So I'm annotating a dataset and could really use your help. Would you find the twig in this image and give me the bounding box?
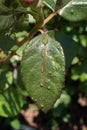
[18,23,41,46]
[42,9,59,27]
[0,51,17,66]
[42,0,72,27]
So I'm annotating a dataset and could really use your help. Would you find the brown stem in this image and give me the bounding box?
[0,51,17,66]
[41,46,46,87]
[42,9,59,27]
[17,24,41,46]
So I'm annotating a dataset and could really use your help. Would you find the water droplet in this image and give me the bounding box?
[45,79,50,85]
[42,38,48,45]
[35,99,37,102]
[40,83,44,87]
[55,64,60,70]
[47,86,51,90]
[40,79,44,87]
[71,9,74,14]
[32,97,34,100]
[41,50,45,57]
[41,104,44,108]
[48,71,52,75]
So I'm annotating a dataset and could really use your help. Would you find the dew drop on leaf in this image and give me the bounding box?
[41,104,44,108]
[47,86,51,90]
[71,9,74,14]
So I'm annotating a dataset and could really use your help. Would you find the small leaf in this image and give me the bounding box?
[21,33,65,113]
[59,0,87,21]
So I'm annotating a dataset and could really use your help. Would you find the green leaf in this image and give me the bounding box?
[0,70,13,92]
[80,73,87,82]
[17,67,28,96]
[71,60,87,81]
[0,63,12,92]
[10,119,21,130]
[21,33,65,113]
[59,0,87,21]
[54,91,71,108]
[42,0,57,11]
[42,0,70,11]
[0,87,24,117]
[0,4,14,33]
[53,91,71,117]
[0,0,5,4]
[0,15,13,33]
[0,36,18,52]
[56,0,71,9]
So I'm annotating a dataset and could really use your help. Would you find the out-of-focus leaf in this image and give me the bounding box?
[79,35,87,47]
[72,57,79,65]
[0,70,13,92]
[0,4,14,33]
[0,36,18,52]
[54,91,71,108]
[0,87,24,117]
[21,33,65,113]
[0,5,27,34]
[0,0,5,4]
[71,60,87,81]
[63,114,71,122]
[10,119,21,130]
[80,73,87,82]
[53,91,71,116]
